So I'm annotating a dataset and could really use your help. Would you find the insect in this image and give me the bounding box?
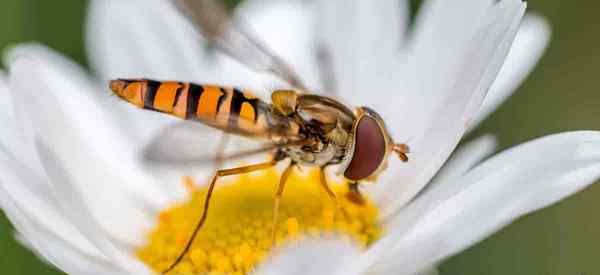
[109,0,410,273]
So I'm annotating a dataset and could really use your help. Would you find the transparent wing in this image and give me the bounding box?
[142,122,278,168]
[173,0,307,90]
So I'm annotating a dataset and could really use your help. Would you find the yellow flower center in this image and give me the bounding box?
[137,167,382,274]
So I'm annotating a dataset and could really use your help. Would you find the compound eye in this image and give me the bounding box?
[344,116,386,181]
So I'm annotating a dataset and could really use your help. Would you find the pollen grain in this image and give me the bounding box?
[136,168,382,274]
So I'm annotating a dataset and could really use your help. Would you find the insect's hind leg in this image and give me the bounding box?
[162,159,279,274]
[271,162,295,246]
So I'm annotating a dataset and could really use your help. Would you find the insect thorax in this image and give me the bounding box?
[282,94,356,167]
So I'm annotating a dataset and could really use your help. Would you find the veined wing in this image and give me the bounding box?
[173,0,307,90]
[141,122,301,168]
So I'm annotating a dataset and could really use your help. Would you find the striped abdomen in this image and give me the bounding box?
[109,79,288,138]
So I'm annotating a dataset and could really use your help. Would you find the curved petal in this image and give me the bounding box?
[0,189,121,275]
[315,0,409,98]
[0,151,105,259]
[5,44,136,147]
[373,135,497,203]
[8,56,166,257]
[369,131,600,275]
[86,0,318,148]
[471,14,551,129]
[429,135,497,186]
[235,0,320,90]
[0,72,39,171]
[7,44,170,205]
[379,0,526,217]
[8,42,181,145]
[0,72,14,121]
[16,234,125,275]
[0,72,16,142]
[34,141,151,274]
[413,267,439,275]
[86,0,215,82]
[87,0,316,91]
[0,152,116,274]
[256,238,362,275]
[4,44,187,205]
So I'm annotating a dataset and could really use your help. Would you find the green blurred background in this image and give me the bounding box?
[1,0,599,274]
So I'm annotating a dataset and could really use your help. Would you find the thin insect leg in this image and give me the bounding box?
[318,167,350,221]
[346,181,366,206]
[271,162,295,246]
[162,159,278,274]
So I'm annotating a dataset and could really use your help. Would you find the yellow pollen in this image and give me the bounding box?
[136,168,382,274]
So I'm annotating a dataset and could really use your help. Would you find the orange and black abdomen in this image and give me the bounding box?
[109,79,272,136]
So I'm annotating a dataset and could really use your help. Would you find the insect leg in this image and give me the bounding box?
[318,167,350,221]
[346,181,366,205]
[163,159,279,274]
[271,162,295,246]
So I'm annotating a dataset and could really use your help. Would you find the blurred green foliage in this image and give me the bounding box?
[0,0,600,274]
[0,0,87,68]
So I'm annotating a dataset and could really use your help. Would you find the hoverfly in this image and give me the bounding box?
[109,0,410,273]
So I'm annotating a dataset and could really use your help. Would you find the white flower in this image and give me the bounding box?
[1,0,596,275]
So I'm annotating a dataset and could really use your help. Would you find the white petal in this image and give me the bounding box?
[0,72,14,121]
[1,49,56,188]
[86,0,212,82]
[373,135,497,203]
[34,140,151,274]
[0,71,14,130]
[10,42,179,145]
[8,56,162,258]
[17,234,125,275]
[0,191,121,275]
[235,0,320,90]
[0,158,117,273]
[5,46,162,213]
[429,135,497,186]
[369,131,600,275]
[391,0,497,126]
[0,151,106,259]
[379,0,526,217]
[315,0,408,98]
[87,0,315,92]
[5,44,137,146]
[471,14,551,128]
[416,267,439,275]
[8,45,171,207]
[0,72,37,169]
[86,0,317,143]
[256,238,362,275]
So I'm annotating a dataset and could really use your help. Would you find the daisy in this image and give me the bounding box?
[1,0,597,275]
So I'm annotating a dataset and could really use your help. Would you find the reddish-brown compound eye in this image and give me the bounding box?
[344,116,387,181]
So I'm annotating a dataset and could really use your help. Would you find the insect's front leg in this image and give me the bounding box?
[318,166,350,221]
[346,181,366,205]
[272,161,295,246]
